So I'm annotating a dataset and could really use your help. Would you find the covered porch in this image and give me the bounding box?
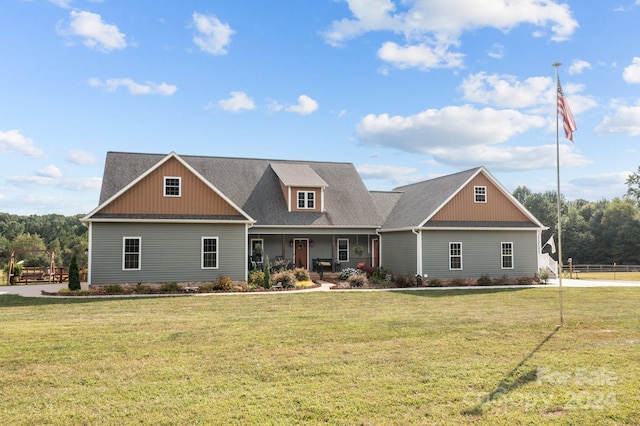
[248,228,380,273]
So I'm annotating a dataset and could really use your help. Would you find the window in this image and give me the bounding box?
[297,191,315,209]
[123,237,141,270]
[202,237,218,269]
[164,177,181,197]
[501,242,514,269]
[449,242,462,270]
[337,238,349,262]
[474,186,487,203]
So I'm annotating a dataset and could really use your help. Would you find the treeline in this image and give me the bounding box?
[514,186,640,265]
[0,213,88,269]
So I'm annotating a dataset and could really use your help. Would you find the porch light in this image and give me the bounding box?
[289,240,293,247]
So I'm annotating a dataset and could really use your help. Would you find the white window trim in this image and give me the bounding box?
[449,242,463,270]
[122,236,141,271]
[297,190,315,209]
[474,185,487,203]
[501,242,514,269]
[202,237,219,270]
[337,238,349,262]
[164,176,182,197]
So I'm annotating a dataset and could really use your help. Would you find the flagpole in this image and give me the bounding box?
[552,61,564,327]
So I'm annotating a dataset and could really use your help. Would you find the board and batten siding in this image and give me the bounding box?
[380,231,417,276]
[421,229,539,279]
[90,222,246,284]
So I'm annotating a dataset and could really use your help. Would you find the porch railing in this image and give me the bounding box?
[538,253,558,278]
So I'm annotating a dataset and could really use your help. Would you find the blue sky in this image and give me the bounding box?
[1,0,640,215]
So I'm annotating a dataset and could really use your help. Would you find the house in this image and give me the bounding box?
[82,151,549,285]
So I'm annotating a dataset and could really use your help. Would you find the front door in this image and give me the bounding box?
[294,239,308,269]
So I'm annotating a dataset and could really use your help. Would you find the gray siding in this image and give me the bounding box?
[380,231,418,276]
[421,229,539,279]
[90,222,246,284]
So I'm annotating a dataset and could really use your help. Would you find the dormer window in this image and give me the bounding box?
[164,177,181,197]
[474,186,487,203]
[298,191,315,209]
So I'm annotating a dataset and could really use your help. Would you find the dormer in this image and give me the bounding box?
[270,163,328,213]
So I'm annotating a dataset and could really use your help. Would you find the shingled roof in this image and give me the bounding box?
[379,168,480,230]
[96,152,383,227]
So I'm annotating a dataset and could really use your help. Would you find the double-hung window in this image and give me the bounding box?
[337,238,349,262]
[164,177,181,197]
[501,242,514,269]
[474,186,487,203]
[297,191,315,209]
[449,242,462,270]
[202,237,218,269]
[123,237,141,270]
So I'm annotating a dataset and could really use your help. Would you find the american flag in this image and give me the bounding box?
[557,79,577,142]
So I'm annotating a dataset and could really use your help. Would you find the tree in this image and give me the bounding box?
[625,166,640,205]
[68,254,81,291]
[263,256,271,289]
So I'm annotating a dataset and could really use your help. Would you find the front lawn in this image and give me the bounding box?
[0,288,638,425]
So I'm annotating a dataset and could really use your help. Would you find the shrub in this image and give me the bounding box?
[357,262,374,277]
[392,274,415,288]
[198,284,215,293]
[248,269,265,289]
[449,278,466,287]
[492,275,509,285]
[272,270,296,289]
[213,276,233,291]
[347,273,367,287]
[68,254,81,291]
[427,278,443,287]
[477,274,493,286]
[516,276,535,285]
[133,283,150,294]
[104,284,125,294]
[339,268,359,280]
[293,268,310,282]
[270,258,289,273]
[159,282,182,293]
[263,256,271,289]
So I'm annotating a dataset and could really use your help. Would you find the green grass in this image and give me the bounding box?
[571,271,640,281]
[1,288,638,425]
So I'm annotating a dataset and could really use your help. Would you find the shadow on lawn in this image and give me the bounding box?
[0,293,165,307]
[462,325,562,416]
[393,286,532,298]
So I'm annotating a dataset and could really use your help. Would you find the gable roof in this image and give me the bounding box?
[380,167,545,230]
[90,151,382,227]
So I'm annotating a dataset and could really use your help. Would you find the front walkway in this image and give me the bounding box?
[2,278,640,298]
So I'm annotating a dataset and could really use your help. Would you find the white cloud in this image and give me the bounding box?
[377,41,464,70]
[38,165,62,179]
[595,101,640,136]
[217,91,256,112]
[487,44,504,59]
[66,150,98,165]
[8,174,102,191]
[570,171,630,188]
[285,95,319,115]
[0,129,44,158]
[88,78,177,95]
[61,11,127,52]
[357,164,425,186]
[49,0,73,8]
[324,0,578,69]
[431,144,590,171]
[460,72,552,109]
[622,57,640,84]
[192,12,234,55]
[568,59,591,75]
[356,105,546,153]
